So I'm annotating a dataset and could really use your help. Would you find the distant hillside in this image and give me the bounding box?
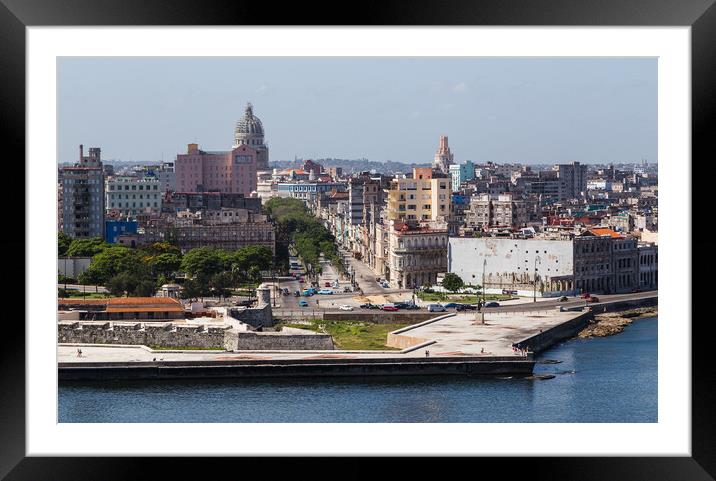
[270,158,431,175]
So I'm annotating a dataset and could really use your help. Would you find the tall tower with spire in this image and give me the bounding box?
[433,135,453,174]
[234,102,270,171]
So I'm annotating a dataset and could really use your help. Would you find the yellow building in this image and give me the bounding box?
[386,168,450,221]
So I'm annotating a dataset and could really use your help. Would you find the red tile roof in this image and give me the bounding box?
[58,297,184,312]
[589,228,624,238]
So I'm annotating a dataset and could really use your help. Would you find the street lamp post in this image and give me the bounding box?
[482,259,487,306]
[533,255,541,303]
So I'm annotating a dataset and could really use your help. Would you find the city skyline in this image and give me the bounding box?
[58,57,657,165]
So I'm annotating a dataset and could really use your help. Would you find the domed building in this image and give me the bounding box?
[233,102,270,171]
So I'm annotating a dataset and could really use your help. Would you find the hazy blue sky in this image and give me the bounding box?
[58,57,657,164]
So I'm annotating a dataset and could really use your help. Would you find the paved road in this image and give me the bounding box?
[490,290,657,313]
[272,289,657,319]
[59,283,108,293]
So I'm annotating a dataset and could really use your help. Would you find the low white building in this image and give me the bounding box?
[447,229,645,296]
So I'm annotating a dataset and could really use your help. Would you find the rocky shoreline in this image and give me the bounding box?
[578,307,658,338]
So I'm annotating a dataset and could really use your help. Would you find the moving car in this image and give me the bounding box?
[459,303,476,310]
[443,303,460,309]
[325,282,332,287]
[302,289,315,296]
[580,292,591,299]
[293,290,301,297]
[428,304,446,312]
[338,304,353,311]
[343,286,352,293]
[484,301,500,308]
[381,282,390,288]
[360,303,379,309]
[298,300,309,307]
[587,296,600,303]
[381,304,399,311]
[559,296,569,302]
[317,288,334,295]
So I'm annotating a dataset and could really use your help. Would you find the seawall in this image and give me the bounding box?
[516,294,657,354]
[516,311,594,354]
[58,356,535,381]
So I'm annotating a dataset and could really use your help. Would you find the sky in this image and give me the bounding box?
[57,57,657,165]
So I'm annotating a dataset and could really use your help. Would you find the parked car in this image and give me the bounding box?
[338,304,353,311]
[293,290,301,297]
[428,304,446,312]
[299,277,305,283]
[381,282,390,288]
[460,303,476,310]
[587,296,600,303]
[298,300,309,307]
[236,299,253,307]
[559,296,569,302]
[381,305,399,312]
[580,292,591,299]
[443,303,461,309]
[318,288,334,295]
[404,304,421,310]
[302,289,314,297]
[485,301,500,308]
[343,286,352,293]
[360,303,379,309]
[325,282,332,287]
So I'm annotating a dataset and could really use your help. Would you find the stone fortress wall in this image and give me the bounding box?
[58,322,230,349]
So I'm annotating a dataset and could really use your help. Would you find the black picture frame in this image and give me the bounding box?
[3,0,713,479]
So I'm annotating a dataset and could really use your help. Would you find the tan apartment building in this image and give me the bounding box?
[386,168,450,222]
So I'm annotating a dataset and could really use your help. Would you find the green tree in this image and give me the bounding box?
[81,246,145,285]
[180,278,203,300]
[441,273,465,293]
[210,271,234,298]
[180,247,225,278]
[135,280,157,297]
[106,272,138,297]
[66,237,109,257]
[77,268,104,291]
[233,245,272,272]
[143,242,182,257]
[58,232,72,256]
[150,253,182,278]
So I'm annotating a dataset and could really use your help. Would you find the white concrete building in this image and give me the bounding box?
[106,176,162,218]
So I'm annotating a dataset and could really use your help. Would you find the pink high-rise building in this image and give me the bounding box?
[433,135,454,174]
[175,143,257,195]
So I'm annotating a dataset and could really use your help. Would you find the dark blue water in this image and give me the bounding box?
[58,317,657,423]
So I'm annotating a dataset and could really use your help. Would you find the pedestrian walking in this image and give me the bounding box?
[425,350,430,357]
[76,348,82,358]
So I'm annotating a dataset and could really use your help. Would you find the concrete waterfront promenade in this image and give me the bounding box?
[58,294,656,380]
[58,309,590,380]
